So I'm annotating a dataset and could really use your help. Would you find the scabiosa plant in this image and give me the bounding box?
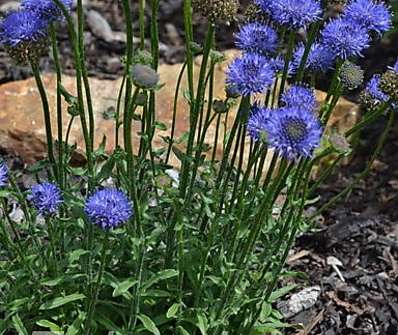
[343,0,392,36]
[0,10,49,64]
[292,42,335,73]
[235,22,278,55]
[226,52,275,96]
[249,107,323,159]
[0,162,8,187]
[321,18,370,60]
[257,0,322,29]
[84,188,133,230]
[365,74,389,103]
[21,0,73,22]
[29,182,62,216]
[281,85,317,110]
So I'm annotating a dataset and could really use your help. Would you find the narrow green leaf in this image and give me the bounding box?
[268,285,297,302]
[177,326,191,335]
[36,320,62,331]
[137,314,160,335]
[66,312,86,335]
[166,303,179,319]
[143,269,178,290]
[11,315,28,335]
[112,279,137,297]
[39,293,85,310]
[196,312,208,335]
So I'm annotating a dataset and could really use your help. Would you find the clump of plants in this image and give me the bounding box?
[0,0,396,333]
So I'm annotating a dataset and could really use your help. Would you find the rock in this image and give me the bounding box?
[0,50,359,167]
[0,1,20,13]
[277,286,321,319]
[86,9,114,43]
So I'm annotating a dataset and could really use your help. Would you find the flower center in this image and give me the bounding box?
[284,117,307,142]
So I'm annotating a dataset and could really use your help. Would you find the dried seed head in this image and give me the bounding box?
[5,38,49,64]
[243,3,268,24]
[132,64,160,90]
[380,70,398,102]
[340,61,364,90]
[193,0,240,23]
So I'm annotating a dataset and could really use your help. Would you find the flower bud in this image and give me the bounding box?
[329,132,351,154]
[340,61,364,90]
[213,99,229,113]
[225,84,241,99]
[132,64,160,90]
[132,50,153,66]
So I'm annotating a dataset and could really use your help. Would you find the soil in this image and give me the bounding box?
[0,1,397,334]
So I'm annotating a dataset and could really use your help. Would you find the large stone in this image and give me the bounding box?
[0,50,359,166]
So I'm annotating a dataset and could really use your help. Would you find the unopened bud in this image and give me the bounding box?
[132,64,160,90]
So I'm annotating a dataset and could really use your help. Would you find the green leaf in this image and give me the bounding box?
[68,249,90,264]
[143,269,178,290]
[11,315,28,335]
[269,285,297,302]
[137,314,160,335]
[66,312,86,335]
[177,326,191,335]
[39,293,85,310]
[36,320,62,331]
[166,303,179,319]
[112,279,137,297]
[195,312,208,335]
[154,121,167,131]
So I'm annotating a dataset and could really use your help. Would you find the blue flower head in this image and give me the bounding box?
[0,162,8,187]
[247,104,273,142]
[281,85,317,110]
[235,22,278,55]
[22,0,73,22]
[29,182,62,216]
[0,10,48,48]
[321,18,370,60]
[85,188,133,230]
[343,0,392,36]
[269,55,294,76]
[365,74,388,103]
[250,107,323,159]
[226,53,275,96]
[256,0,322,29]
[292,42,335,73]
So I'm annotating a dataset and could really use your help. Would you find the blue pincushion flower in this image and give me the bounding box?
[226,53,275,96]
[0,162,8,187]
[29,182,62,216]
[85,188,133,230]
[343,0,392,36]
[235,22,278,55]
[247,104,273,142]
[249,107,323,159]
[292,42,335,73]
[21,0,73,22]
[0,10,48,48]
[269,55,294,76]
[321,18,370,60]
[256,0,322,29]
[281,85,317,110]
[365,74,388,103]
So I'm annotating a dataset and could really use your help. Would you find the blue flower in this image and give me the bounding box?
[0,162,8,187]
[269,55,294,76]
[343,0,392,36]
[226,52,275,96]
[21,0,73,22]
[256,0,322,29]
[29,182,62,216]
[321,18,370,60]
[85,188,133,230]
[247,104,273,141]
[235,22,278,55]
[292,42,335,73]
[365,74,388,103]
[249,107,323,159]
[0,10,48,48]
[281,85,317,110]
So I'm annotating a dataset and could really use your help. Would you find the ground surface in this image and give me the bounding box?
[0,1,397,334]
